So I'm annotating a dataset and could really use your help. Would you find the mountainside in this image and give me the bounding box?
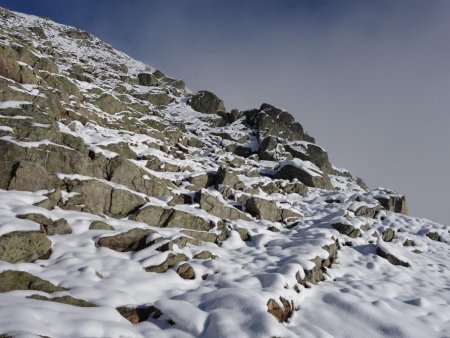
[0,7,449,338]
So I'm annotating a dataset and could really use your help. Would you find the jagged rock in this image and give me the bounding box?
[188,90,225,114]
[0,270,66,293]
[382,228,395,242]
[426,232,441,241]
[27,294,95,307]
[285,143,332,174]
[117,305,163,324]
[258,136,290,161]
[155,236,200,252]
[273,159,333,190]
[97,228,157,252]
[376,245,410,267]
[17,213,72,235]
[375,193,408,215]
[267,297,294,323]
[89,220,114,230]
[0,231,51,263]
[138,72,158,86]
[131,204,215,231]
[196,189,251,220]
[193,251,218,260]
[331,222,361,238]
[245,103,309,142]
[177,263,195,280]
[145,253,189,273]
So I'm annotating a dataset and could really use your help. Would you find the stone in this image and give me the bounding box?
[296,257,325,286]
[134,92,173,106]
[244,103,306,141]
[0,270,66,293]
[89,220,114,230]
[258,136,288,161]
[97,228,157,252]
[93,93,127,114]
[245,196,279,222]
[215,166,244,190]
[376,246,410,267]
[354,204,381,218]
[17,213,72,236]
[193,251,218,260]
[177,263,195,280]
[382,228,395,242]
[267,297,294,323]
[375,194,408,215]
[117,305,163,324]
[131,204,215,231]
[27,294,95,307]
[237,228,251,241]
[196,189,251,221]
[0,231,51,263]
[137,73,158,86]
[188,90,225,114]
[145,253,189,273]
[181,229,226,244]
[403,239,415,247]
[426,232,441,241]
[8,161,50,191]
[331,222,361,238]
[278,181,309,196]
[285,143,332,174]
[109,189,145,218]
[155,236,200,252]
[273,160,333,190]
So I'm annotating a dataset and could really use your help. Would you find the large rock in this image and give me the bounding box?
[137,72,158,86]
[375,193,408,215]
[331,222,361,238]
[130,205,215,231]
[27,294,95,307]
[97,228,157,252]
[0,231,51,263]
[245,103,313,142]
[215,166,244,190]
[8,161,51,191]
[273,159,333,190]
[196,189,251,221]
[245,196,301,222]
[0,270,66,293]
[188,90,225,114]
[285,143,332,174]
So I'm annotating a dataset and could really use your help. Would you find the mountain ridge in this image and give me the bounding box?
[0,7,448,338]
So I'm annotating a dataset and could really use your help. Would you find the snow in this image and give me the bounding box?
[0,7,448,338]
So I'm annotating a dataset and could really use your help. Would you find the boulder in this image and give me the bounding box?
[245,196,301,223]
[93,93,127,114]
[273,159,333,190]
[215,166,244,190]
[196,189,251,221]
[137,72,158,86]
[17,213,72,235]
[8,161,50,191]
[89,220,114,231]
[97,228,157,252]
[0,270,66,293]
[376,245,410,267]
[375,193,408,215]
[193,251,218,260]
[382,228,395,242]
[188,90,225,114]
[0,231,51,263]
[285,143,332,174]
[354,204,381,218]
[331,222,361,238]
[181,229,226,244]
[244,103,308,141]
[426,232,441,241]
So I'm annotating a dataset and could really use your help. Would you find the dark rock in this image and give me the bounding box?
[188,90,225,114]
[382,228,395,242]
[117,305,162,324]
[426,232,441,241]
[285,143,332,174]
[137,73,158,86]
[375,194,408,215]
[376,246,410,267]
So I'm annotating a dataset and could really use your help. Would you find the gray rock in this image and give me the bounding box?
[331,222,361,238]
[196,189,251,221]
[426,232,441,241]
[0,231,51,263]
[273,161,333,190]
[375,194,408,215]
[145,253,189,273]
[215,166,244,190]
[382,228,395,242]
[97,228,157,252]
[89,220,114,230]
[137,73,158,86]
[376,246,410,267]
[285,143,332,174]
[17,213,72,236]
[0,270,66,293]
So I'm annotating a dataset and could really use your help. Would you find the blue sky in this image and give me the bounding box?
[1,0,449,225]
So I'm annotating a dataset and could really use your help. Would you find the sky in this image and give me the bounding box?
[1,0,449,225]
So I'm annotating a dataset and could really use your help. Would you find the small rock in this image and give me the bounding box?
[382,228,395,242]
[177,263,195,280]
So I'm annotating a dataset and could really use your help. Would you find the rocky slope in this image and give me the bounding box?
[0,7,449,338]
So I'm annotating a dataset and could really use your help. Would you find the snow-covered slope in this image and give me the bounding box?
[0,7,448,338]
